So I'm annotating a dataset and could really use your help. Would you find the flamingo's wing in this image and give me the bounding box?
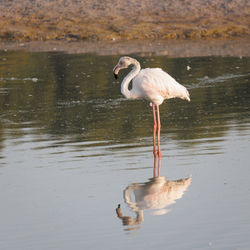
[133,68,190,104]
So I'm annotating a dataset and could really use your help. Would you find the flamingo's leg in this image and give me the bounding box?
[152,104,157,158]
[156,105,161,158]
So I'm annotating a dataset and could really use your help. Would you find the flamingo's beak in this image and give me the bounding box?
[113,65,120,79]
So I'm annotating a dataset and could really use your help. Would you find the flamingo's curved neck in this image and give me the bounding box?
[121,59,141,99]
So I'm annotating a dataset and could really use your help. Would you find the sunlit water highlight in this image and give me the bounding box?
[0,51,250,249]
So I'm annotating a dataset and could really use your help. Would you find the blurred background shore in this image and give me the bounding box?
[0,0,249,56]
[1,0,249,41]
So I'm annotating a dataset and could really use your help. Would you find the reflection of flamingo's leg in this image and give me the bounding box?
[158,155,161,177]
[152,104,157,158]
[156,105,161,158]
[153,153,157,177]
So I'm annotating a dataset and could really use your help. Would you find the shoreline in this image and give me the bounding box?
[0,0,249,42]
[0,38,249,57]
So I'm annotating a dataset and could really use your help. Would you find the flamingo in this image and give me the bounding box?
[113,56,190,157]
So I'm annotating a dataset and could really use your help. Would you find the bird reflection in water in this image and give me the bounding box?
[116,157,192,230]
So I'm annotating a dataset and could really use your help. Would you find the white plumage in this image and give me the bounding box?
[132,67,190,105]
[113,56,190,157]
[113,56,190,105]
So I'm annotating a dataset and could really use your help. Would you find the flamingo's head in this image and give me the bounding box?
[113,56,133,79]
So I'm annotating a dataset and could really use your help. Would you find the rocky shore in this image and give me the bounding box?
[0,0,249,42]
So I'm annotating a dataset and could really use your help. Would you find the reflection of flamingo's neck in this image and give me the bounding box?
[116,205,144,227]
[121,60,141,99]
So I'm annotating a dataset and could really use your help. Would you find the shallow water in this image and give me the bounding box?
[0,51,250,250]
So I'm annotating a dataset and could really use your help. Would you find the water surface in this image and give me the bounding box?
[0,51,250,249]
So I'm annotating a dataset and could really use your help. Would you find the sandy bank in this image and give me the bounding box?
[0,0,249,42]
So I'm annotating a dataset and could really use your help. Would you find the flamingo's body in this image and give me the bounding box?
[113,56,190,157]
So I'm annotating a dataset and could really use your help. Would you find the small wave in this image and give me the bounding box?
[56,100,83,107]
[91,97,127,108]
[0,77,39,83]
[187,72,250,89]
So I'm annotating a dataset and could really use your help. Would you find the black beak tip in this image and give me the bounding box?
[114,73,118,79]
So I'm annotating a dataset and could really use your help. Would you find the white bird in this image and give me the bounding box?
[113,56,190,157]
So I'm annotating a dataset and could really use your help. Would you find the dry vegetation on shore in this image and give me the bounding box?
[0,0,249,41]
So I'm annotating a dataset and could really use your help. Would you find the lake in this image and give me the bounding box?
[0,48,250,250]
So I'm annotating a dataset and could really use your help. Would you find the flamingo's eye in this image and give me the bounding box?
[120,61,126,66]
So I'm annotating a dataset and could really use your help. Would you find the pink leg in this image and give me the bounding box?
[156,105,161,158]
[152,104,157,158]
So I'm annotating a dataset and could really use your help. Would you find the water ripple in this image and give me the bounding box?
[187,72,250,89]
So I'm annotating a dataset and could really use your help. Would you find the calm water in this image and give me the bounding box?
[0,50,250,250]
